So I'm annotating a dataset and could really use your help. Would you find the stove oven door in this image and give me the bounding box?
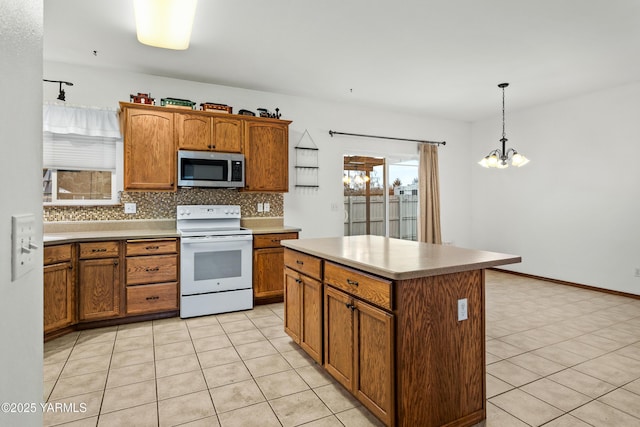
[180,235,253,296]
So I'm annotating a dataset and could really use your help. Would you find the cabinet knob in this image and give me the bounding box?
[345,303,356,311]
[295,278,302,284]
[114,260,119,266]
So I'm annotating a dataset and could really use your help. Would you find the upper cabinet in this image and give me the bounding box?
[120,102,291,192]
[123,106,176,191]
[244,120,289,192]
[175,113,243,153]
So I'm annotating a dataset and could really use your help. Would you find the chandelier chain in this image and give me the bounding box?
[501,85,506,141]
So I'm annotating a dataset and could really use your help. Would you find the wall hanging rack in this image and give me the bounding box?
[295,129,319,189]
[329,130,446,146]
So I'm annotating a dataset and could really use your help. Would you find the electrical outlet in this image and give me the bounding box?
[124,203,136,214]
[457,298,468,321]
[331,202,339,211]
[264,202,270,212]
[257,203,264,213]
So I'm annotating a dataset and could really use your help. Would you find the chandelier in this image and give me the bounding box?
[478,83,529,169]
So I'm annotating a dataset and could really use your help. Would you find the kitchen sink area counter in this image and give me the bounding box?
[44,219,179,244]
[281,235,520,427]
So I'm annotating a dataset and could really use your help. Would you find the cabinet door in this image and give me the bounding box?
[324,285,354,391]
[43,261,74,334]
[254,247,285,301]
[124,108,175,191]
[175,113,212,151]
[284,267,302,343]
[300,274,323,364]
[78,258,121,321]
[244,121,288,192]
[212,116,242,152]
[353,299,395,425]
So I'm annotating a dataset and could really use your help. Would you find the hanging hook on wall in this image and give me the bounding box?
[43,79,74,101]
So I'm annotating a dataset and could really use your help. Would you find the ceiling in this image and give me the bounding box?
[44,0,640,122]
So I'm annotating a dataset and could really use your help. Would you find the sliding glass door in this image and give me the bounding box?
[343,156,418,241]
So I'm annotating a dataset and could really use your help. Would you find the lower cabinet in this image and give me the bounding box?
[283,267,323,363]
[78,242,121,321]
[125,239,179,315]
[253,232,298,304]
[44,244,75,334]
[44,237,180,339]
[324,285,394,425]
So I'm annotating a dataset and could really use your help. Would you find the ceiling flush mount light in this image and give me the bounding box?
[134,0,198,50]
[478,83,529,169]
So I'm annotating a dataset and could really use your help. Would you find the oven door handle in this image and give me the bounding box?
[181,235,253,244]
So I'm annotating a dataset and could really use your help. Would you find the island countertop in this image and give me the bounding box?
[281,235,521,280]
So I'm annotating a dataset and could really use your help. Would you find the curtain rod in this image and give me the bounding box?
[329,130,446,146]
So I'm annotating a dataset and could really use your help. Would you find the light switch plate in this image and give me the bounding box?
[457,298,468,321]
[264,202,270,212]
[12,214,38,281]
[257,203,264,213]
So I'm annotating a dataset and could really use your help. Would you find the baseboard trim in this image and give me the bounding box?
[489,268,640,301]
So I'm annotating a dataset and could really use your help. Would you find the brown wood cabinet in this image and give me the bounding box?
[125,238,179,315]
[253,232,298,304]
[283,250,323,364]
[244,120,289,192]
[324,285,394,426]
[175,113,243,152]
[120,102,291,192]
[78,241,121,321]
[123,106,175,191]
[43,244,75,334]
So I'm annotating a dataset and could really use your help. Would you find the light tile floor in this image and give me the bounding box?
[43,271,640,426]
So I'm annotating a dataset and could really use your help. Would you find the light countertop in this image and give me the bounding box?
[44,219,301,244]
[282,235,521,280]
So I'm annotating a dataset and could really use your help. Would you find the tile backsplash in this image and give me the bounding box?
[44,189,283,222]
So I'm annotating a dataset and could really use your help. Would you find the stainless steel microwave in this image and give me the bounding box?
[177,150,245,188]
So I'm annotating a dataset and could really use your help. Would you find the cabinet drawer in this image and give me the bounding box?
[126,254,178,285]
[126,282,178,315]
[324,262,392,310]
[284,249,322,280]
[126,239,178,256]
[79,241,120,259]
[254,232,298,249]
[44,244,72,265]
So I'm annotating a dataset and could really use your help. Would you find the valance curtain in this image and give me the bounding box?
[418,143,442,244]
[43,104,121,171]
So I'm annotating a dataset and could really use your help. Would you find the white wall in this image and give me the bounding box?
[44,61,473,247]
[471,82,640,295]
[0,0,44,426]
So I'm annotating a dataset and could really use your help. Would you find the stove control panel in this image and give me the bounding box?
[177,205,241,220]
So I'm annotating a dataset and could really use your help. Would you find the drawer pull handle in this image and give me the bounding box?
[145,246,160,250]
[346,279,359,287]
[145,296,160,301]
[295,278,302,284]
[146,267,160,272]
[91,248,107,252]
[296,260,304,265]
[271,239,280,243]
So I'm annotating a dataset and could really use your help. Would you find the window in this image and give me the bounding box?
[343,156,419,241]
[42,105,122,205]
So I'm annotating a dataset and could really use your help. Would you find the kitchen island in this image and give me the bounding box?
[281,235,521,427]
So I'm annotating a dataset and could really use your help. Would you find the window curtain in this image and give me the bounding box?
[418,143,442,244]
[43,104,121,171]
